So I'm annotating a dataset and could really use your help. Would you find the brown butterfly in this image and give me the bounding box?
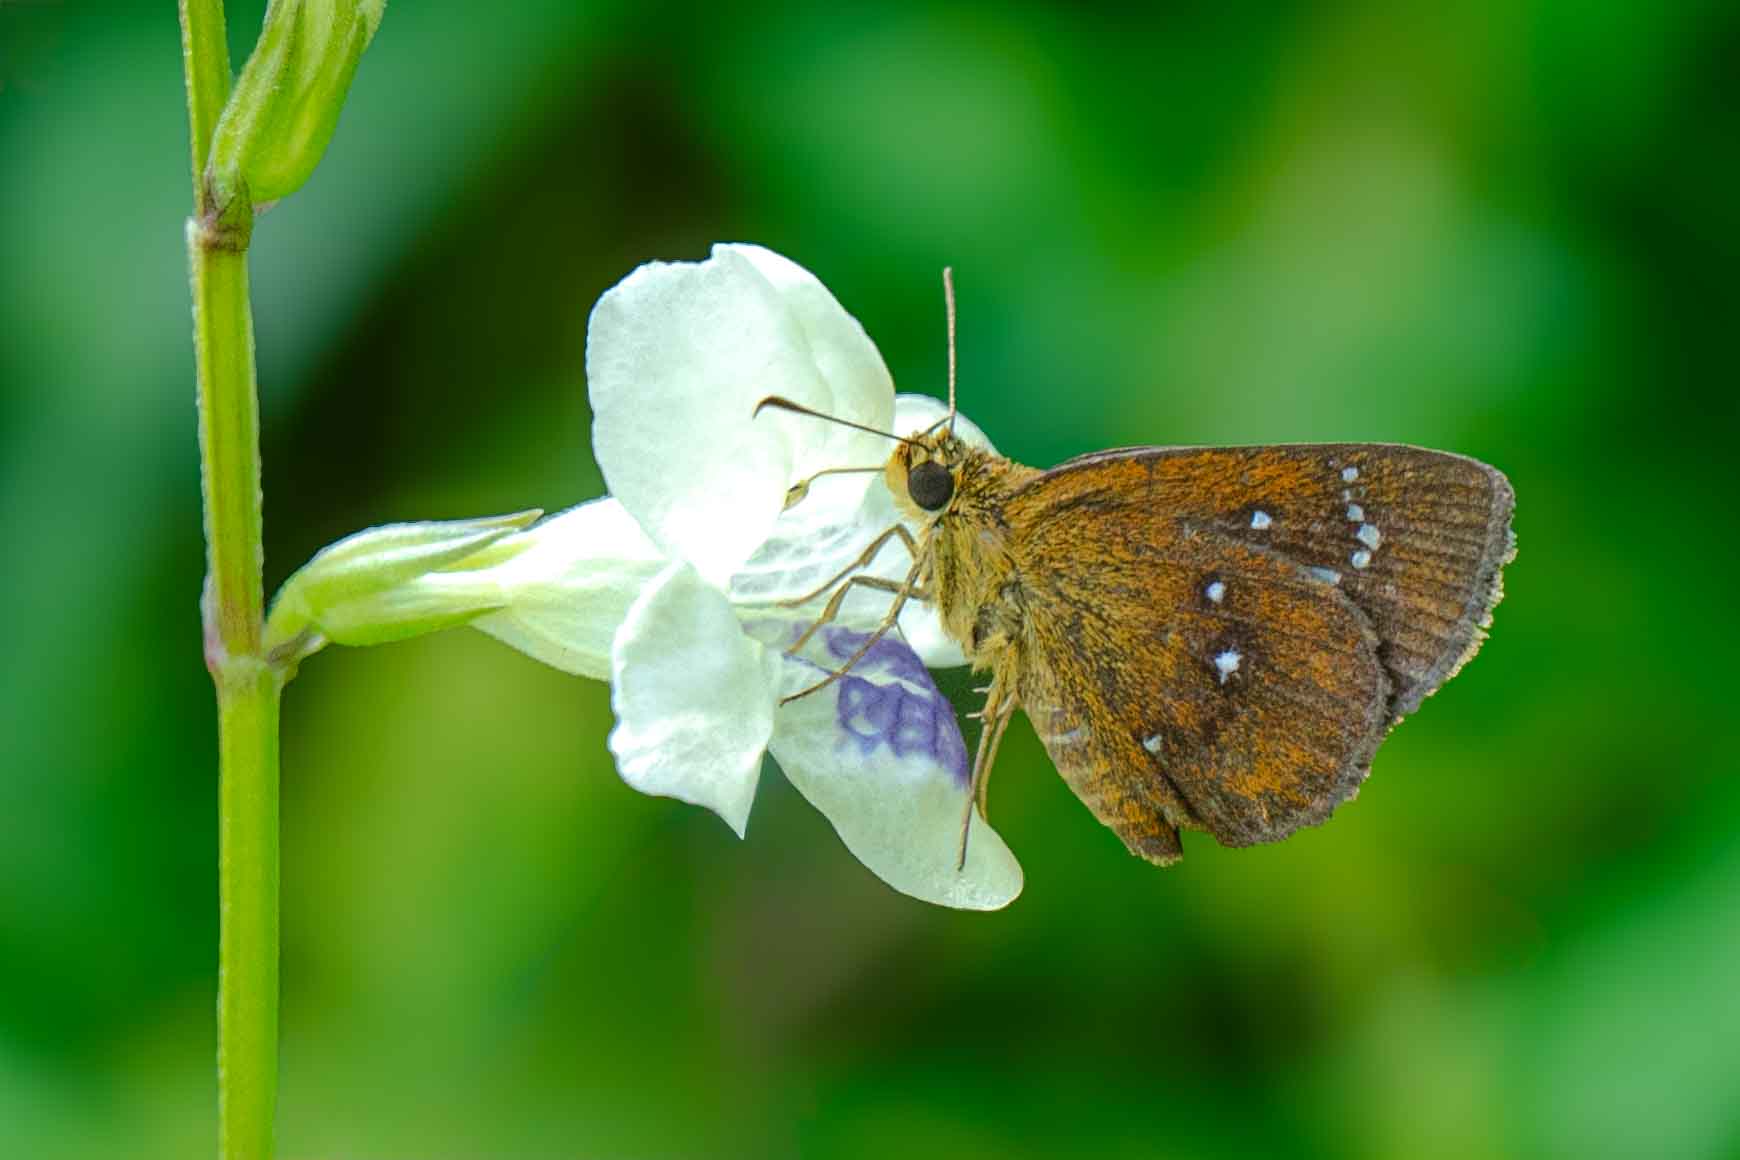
[758,272,1515,867]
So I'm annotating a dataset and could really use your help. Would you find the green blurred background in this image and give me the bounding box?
[3,2,1737,1156]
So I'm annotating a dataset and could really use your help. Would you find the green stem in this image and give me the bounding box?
[213,655,280,1160]
[180,2,281,1157]
[179,0,230,208]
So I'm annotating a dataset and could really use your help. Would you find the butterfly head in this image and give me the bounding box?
[887,430,975,521]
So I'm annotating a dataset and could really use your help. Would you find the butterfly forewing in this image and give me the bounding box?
[1002,443,1514,860]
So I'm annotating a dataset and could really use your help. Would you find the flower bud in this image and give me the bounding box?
[207,0,386,206]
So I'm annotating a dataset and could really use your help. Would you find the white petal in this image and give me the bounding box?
[468,499,665,680]
[587,245,895,587]
[608,562,776,837]
[759,617,1023,910]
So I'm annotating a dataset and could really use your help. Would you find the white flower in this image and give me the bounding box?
[274,245,1022,910]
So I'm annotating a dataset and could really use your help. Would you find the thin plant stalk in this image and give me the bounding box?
[180,0,281,1155]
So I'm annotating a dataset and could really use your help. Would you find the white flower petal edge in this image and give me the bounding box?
[727,245,897,455]
[756,618,1022,910]
[467,499,666,681]
[608,563,778,837]
[587,243,895,588]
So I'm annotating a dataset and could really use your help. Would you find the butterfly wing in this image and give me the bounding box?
[1003,443,1514,860]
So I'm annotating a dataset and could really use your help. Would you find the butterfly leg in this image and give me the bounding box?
[787,574,930,655]
[957,671,1017,870]
[777,523,918,609]
[782,556,928,704]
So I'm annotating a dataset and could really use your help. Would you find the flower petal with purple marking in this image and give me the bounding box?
[759,620,1022,910]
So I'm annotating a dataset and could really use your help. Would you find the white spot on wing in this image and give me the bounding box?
[1308,566,1342,585]
[1047,726,1087,746]
[1213,649,1242,684]
[1142,732,1164,755]
[1206,580,1226,604]
[1342,466,1359,483]
[1346,503,1364,521]
[1356,523,1382,550]
[1351,549,1372,569]
[1250,510,1273,530]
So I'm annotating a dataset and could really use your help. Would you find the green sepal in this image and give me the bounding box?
[265,509,539,661]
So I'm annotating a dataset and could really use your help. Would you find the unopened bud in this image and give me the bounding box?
[207,0,386,206]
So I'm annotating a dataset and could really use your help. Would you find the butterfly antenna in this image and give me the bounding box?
[753,396,920,445]
[943,266,958,435]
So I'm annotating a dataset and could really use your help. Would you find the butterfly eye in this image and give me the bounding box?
[908,460,955,511]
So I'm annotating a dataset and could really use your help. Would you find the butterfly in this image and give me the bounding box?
[758,272,1515,866]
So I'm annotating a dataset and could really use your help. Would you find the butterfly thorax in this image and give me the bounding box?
[887,435,1041,669]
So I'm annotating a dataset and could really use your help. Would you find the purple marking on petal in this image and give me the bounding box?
[817,626,969,788]
[821,625,934,687]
